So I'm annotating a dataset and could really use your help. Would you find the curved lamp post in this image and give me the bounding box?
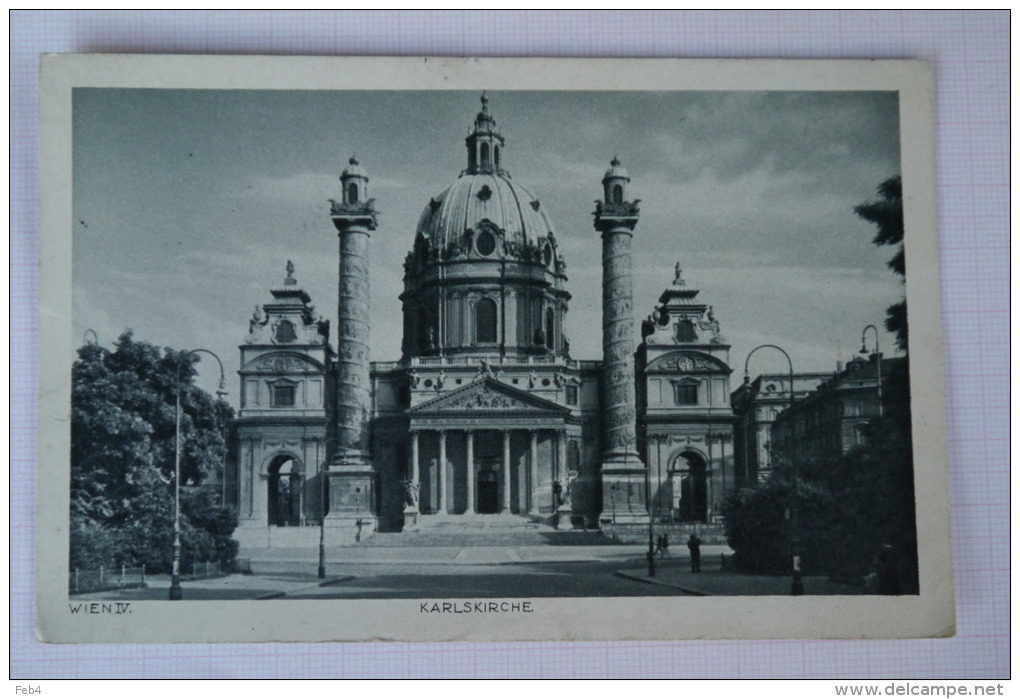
[743,344,803,596]
[860,325,883,418]
[83,329,99,346]
[170,349,227,601]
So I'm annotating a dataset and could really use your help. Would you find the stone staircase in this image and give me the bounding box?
[360,514,615,548]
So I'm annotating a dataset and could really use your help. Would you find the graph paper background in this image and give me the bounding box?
[10,11,1009,679]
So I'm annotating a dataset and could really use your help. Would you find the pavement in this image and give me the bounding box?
[69,544,869,600]
[616,557,869,596]
[69,572,357,601]
[243,543,720,567]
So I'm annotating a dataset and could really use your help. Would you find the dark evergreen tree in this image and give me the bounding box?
[855,175,907,350]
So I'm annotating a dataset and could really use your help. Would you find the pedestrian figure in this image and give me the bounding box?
[687,533,702,573]
[660,533,670,558]
[653,534,663,557]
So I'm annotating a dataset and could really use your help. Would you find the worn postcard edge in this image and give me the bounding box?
[36,55,954,643]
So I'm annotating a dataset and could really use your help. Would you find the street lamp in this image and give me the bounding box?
[170,349,227,601]
[744,344,803,596]
[860,324,884,418]
[83,329,99,346]
[646,469,656,578]
[317,437,338,579]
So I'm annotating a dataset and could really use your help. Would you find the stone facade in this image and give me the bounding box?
[730,371,832,485]
[233,267,332,548]
[232,96,746,543]
[637,269,737,524]
[770,355,897,466]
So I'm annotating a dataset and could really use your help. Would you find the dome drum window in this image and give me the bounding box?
[475,230,497,257]
[543,243,553,268]
[474,297,498,344]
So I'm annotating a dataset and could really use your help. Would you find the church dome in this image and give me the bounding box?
[401,95,570,361]
[415,173,556,251]
[415,94,556,251]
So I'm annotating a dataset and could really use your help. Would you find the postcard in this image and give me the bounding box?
[38,55,953,642]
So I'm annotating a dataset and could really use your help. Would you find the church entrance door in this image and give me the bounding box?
[477,469,499,514]
[268,456,302,527]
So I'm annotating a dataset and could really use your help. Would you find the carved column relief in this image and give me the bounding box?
[598,221,643,468]
[334,221,373,465]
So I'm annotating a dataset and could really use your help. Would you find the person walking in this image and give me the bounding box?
[687,533,702,573]
[659,533,670,558]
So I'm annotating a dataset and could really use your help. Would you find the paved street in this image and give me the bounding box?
[70,540,868,601]
[284,558,688,599]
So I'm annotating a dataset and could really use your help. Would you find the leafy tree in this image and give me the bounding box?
[70,331,237,573]
[855,175,907,350]
[723,176,918,593]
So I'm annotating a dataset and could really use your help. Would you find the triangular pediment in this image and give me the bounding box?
[408,378,570,415]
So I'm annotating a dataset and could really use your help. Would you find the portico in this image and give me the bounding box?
[407,378,578,517]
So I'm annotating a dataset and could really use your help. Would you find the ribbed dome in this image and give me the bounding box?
[415,171,556,250]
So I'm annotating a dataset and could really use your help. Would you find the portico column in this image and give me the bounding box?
[502,430,512,512]
[529,430,539,514]
[410,430,420,484]
[437,430,447,514]
[557,429,568,483]
[465,430,476,514]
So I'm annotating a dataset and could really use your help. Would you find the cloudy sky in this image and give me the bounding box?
[73,89,902,402]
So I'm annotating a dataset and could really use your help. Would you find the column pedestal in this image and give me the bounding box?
[600,467,648,525]
[326,464,376,542]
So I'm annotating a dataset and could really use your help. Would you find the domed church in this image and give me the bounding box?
[232,96,736,547]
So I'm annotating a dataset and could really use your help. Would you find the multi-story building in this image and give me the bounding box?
[731,371,831,486]
[770,354,898,466]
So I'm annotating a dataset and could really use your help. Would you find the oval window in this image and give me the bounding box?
[476,231,496,256]
[543,244,553,267]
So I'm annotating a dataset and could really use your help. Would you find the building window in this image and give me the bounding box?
[480,142,490,167]
[566,385,578,405]
[475,297,497,344]
[347,182,358,204]
[545,307,555,349]
[673,381,699,405]
[271,382,296,408]
[274,320,297,344]
[612,184,623,203]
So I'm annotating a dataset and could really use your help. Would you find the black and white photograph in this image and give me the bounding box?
[38,56,953,642]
